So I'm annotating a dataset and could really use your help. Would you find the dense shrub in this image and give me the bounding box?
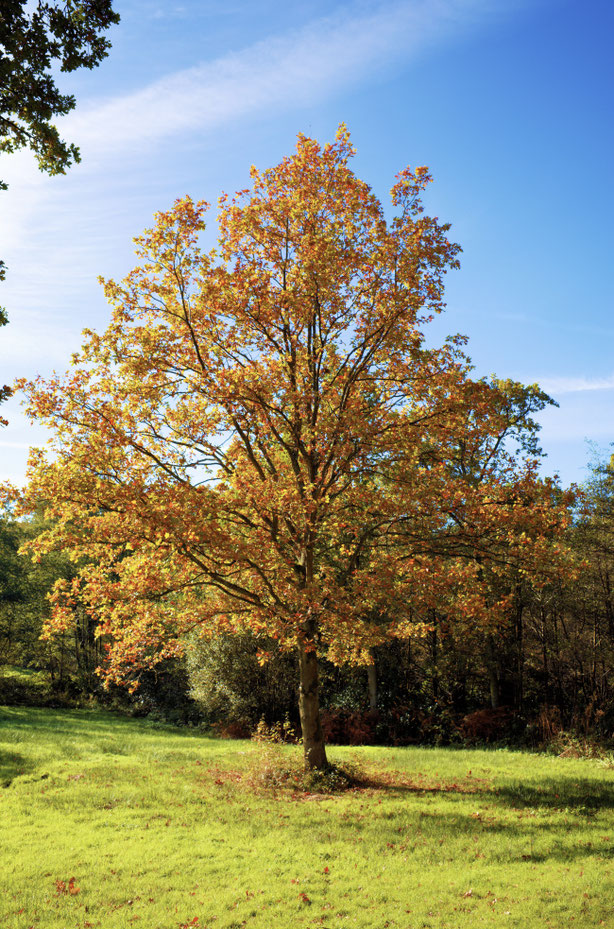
[186,634,298,730]
[460,706,515,743]
[320,709,379,745]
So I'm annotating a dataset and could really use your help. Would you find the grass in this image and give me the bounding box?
[1,707,613,928]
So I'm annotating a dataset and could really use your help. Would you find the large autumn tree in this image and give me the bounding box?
[17,128,570,769]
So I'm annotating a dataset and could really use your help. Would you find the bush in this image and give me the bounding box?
[213,719,253,740]
[548,729,612,760]
[186,634,298,730]
[0,665,64,707]
[460,706,515,743]
[320,709,379,745]
[245,718,302,791]
[126,660,202,725]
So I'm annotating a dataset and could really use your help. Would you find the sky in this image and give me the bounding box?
[0,0,613,487]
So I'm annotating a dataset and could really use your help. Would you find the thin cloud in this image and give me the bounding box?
[60,0,522,161]
[0,0,525,286]
[536,389,614,444]
[538,375,614,395]
[1,318,86,366]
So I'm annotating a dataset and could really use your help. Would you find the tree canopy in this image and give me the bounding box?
[17,128,572,768]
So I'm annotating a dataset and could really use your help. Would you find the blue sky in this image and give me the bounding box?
[1,0,612,486]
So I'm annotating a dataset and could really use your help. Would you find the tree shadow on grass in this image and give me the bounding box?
[290,772,614,869]
[385,776,614,812]
[0,706,207,742]
[494,777,614,812]
[0,705,122,734]
[349,762,614,813]
[0,749,35,786]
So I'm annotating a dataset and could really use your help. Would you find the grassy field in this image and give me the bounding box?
[1,707,613,929]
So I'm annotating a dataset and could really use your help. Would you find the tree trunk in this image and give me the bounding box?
[298,638,328,771]
[485,636,500,709]
[430,619,439,702]
[367,659,377,711]
[513,593,524,711]
[488,667,500,710]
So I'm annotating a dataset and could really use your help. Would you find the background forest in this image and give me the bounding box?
[2,452,613,748]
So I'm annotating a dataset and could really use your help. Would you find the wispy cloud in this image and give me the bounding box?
[47,0,523,163]
[0,441,35,450]
[537,392,614,446]
[538,374,614,395]
[0,0,525,333]
[0,0,524,264]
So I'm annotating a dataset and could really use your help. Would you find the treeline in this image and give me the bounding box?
[2,456,614,744]
[0,512,102,701]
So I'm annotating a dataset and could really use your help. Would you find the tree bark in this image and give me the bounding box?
[485,636,500,709]
[367,659,378,711]
[513,593,524,710]
[298,637,328,771]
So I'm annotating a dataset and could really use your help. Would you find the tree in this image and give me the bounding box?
[17,128,571,769]
[432,377,571,711]
[532,452,614,727]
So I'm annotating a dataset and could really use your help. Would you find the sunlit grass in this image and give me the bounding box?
[1,706,613,928]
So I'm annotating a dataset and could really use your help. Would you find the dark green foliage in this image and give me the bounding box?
[119,660,203,727]
[186,634,298,730]
[0,1,119,178]
[0,666,54,706]
[0,511,98,695]
[0,516,26,609]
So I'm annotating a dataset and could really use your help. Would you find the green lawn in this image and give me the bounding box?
[1,707,613,929]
